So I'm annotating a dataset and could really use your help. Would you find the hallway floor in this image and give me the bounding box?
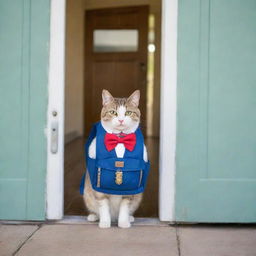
[2,221,256,256]
[64,136,159,217]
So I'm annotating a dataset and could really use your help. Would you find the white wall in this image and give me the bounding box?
[65,0,85,142]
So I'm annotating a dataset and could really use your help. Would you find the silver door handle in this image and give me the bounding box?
[51,121,58,154]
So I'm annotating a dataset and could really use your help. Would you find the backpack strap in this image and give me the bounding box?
[85,122,99,161]
[80,122,99,195]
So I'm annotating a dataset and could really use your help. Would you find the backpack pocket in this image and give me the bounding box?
[96,167,143,191]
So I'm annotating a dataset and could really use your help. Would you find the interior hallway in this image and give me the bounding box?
[64,137,159,217]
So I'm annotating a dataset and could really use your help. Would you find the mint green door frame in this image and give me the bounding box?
[176,0,256,222]
[0,0,50,220]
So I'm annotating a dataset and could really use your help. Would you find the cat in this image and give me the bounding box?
[83,89,148,228]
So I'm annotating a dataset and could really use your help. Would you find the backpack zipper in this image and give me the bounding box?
[138,170,143,187]
[97,167,101,187]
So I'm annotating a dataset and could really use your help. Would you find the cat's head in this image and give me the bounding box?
[101,89,141,133]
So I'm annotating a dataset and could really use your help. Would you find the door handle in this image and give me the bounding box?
[139,62,146,72]
[51,121,58,154]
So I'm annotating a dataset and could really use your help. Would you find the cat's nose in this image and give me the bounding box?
[118,120,124,124]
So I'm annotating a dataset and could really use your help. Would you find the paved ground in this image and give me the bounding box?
[1,221,256,256]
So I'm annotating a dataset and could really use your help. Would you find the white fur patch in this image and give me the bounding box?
[101,105,139,134]
[115,143,125,158]
[117,105,126,120]
[143,145,148,162]
[88,138,96,159]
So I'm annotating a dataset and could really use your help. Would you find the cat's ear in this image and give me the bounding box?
[127,90,140,107]
[102,89,114,106]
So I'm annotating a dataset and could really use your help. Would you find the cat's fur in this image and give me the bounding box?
[83,89,148,228]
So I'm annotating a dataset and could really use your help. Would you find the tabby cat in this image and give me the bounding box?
[83,89,148,228]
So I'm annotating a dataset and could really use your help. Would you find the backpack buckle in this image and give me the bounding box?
[115,161,124,168]
[115,170,123,185]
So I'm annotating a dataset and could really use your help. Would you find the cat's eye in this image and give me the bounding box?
[125,111,133,116]
[109,110,117,116]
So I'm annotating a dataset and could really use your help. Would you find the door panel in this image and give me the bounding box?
[92,61,138,95]
[176,0,256,222]
[84,6,148,134]
[0,0,49,220]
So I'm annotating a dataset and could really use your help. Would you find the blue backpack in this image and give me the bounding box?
[80,122,150,195]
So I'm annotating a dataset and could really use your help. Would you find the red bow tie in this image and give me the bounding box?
[104,133,136,152]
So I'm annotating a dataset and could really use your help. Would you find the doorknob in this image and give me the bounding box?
[51,121,58,154]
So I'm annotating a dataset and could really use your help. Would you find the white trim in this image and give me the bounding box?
[46,0,66,220]
[159,0,178,221]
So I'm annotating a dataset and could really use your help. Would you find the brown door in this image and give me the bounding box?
[84,6,149,135]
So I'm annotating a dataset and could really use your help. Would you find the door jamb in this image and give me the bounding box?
[46,0,177,222]
[46,0,66,219]
[159,0,178,221]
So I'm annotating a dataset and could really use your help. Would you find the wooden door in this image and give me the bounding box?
[176,0,256,222]
[0,0,49,220]
[84,6,149,134]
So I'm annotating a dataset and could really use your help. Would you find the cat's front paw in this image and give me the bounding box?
[129,216,135,222]
[87,213,98,222]
[99,221,111,228]
[118,221,131,228]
